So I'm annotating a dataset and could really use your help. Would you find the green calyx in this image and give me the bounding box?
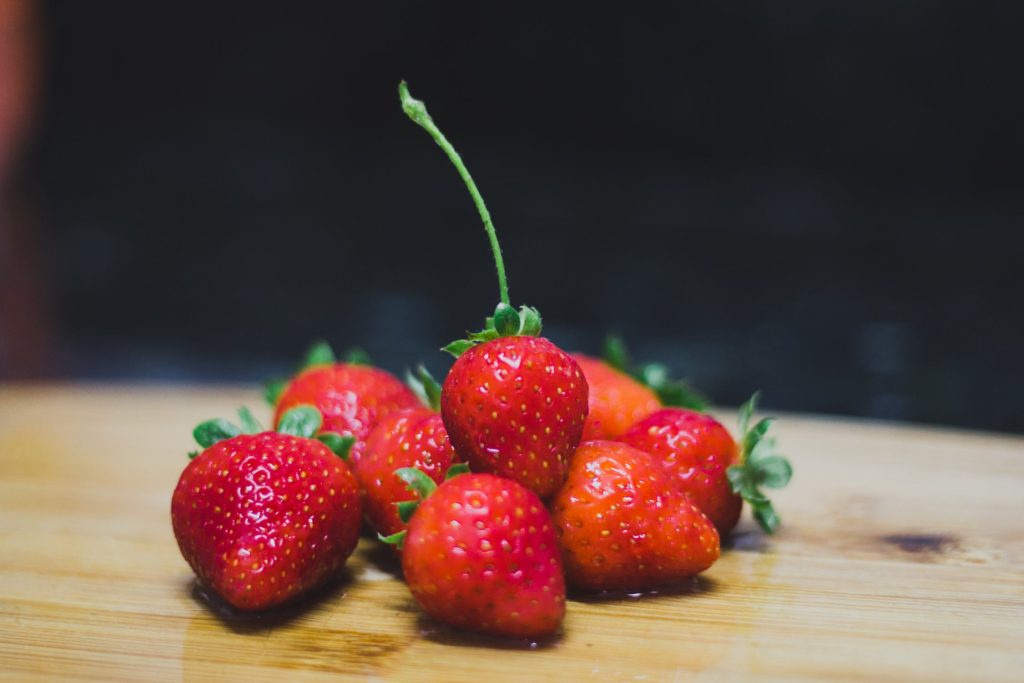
[602,335,708,411]
[443,303,544,358]
[378,463,471,550]
[399,82,541,359]
[263,341,374,406]
[725,392,793,534]
[405,364,443,411]
[188,405,353,461]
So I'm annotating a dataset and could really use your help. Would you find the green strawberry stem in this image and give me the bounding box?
[399,81,509,307]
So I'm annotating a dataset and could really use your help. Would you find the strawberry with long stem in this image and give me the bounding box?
[400,82,588,497]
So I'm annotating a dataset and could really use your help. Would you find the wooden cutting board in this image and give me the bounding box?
[1,385,1022,682]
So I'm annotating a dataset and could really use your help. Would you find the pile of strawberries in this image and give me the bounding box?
[170,83,792,640]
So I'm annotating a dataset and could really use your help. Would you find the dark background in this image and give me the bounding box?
[5,2,1023,432]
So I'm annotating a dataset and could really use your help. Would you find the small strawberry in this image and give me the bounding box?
[268,341,420,464]
[355,366,460,538]
[171,406,361,611]
[550,440,720,593]
[400,81,588,497]
[575,336,708,441]
[383,470,566,639]
[618,393,792,535]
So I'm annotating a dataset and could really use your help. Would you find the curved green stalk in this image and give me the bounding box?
[399,81,509,306]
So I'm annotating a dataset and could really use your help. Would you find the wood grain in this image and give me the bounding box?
[1,384,1022,682]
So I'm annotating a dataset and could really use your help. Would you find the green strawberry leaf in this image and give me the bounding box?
[263,377,288,406]
[444,303,544,357]
[188,450,199,460]
[406,364,443,411]
[301,340,336,369]
[493,302,521,336]
[237,406,263,434]
[378,529,407,549]
[742,417,775,459]
[602,335,709,410]
[728,392,792,535]
[395,467,438,500]
[751,501,780,535]
[517,306,543,336]
[737,391,758,438]
[193,418,242,449]
[638,363,709,411]
[601,335,632,373]
[343,347,372,366]
[445,462,471,480]
[316,432,355,460]
[276,405,322,438]
[443,339,475,359]
[396,500,420,524]
[754,455,792,489]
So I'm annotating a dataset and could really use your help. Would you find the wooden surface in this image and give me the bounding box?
[1,384,1022,682]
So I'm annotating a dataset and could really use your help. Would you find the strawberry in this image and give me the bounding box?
[572,354,661,441]
[171,406,361,611]
[384,470,566,639]
[399,82,588,497]
[355,366,460,538]
[550,440,720,593]
[268,341,420,464]
[618,393,792,535]
[575,336,709,441]
[442,336,588,497]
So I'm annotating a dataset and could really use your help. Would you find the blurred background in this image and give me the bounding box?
[1,2,1021,432]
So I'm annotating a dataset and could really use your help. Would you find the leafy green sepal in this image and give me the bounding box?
[444,303,544,358]
[726,392,792,535]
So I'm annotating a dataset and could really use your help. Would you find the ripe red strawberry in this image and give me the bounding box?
[388,471,566,639]
[269,342,420,464]
[573,354,661,441]
[399,82,588,497]
[442,336,587,497]
[356,368,460,538]
[575,336,708,441]
[618,393,792,535]
[550,440,720,593]
[171,406,361,611]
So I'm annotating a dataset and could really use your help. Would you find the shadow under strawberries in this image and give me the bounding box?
[413,613,564,650]
[187,567,355,634]
[567,573,719,604]
[360,539,404,579]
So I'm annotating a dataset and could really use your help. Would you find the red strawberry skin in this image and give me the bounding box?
[441,337,588,498]
[572,353,661,441]
[618,408,742,534]
[171,433,362,611]
[401,473,566,639]
[274,363,420,462]
[355,407,458,538]
[550,440,720,593]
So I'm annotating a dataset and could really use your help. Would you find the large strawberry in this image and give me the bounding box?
[575,335,708,441]
[550,440,720,593]
[171,406,361,611]
[383,470,566,639]
[268,341,420,464]
[355,366,460,538]
[400,81,587,497]
[619,393,792,535]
